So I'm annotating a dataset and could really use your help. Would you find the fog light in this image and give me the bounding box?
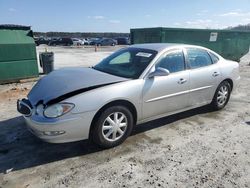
[43,131,65,136]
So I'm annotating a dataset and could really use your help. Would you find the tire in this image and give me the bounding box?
[211,80,231,110]
[92,106,134,148]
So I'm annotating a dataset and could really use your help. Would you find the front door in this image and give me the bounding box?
[142,49,190,119]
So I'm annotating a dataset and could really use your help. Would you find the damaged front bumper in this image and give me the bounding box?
[18,98,96,143]
[23,110,96,143]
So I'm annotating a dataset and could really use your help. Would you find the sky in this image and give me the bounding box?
[1,0,250,32]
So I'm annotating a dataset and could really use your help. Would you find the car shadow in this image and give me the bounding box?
[132,105,214,135]
[0,105,214,173]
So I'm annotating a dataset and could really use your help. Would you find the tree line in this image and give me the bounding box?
[34,32,130,38]
[227,23,250,31]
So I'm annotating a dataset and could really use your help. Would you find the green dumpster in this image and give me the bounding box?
[0,25,39,84]
[130,27,250,61]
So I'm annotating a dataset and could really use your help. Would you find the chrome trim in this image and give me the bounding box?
[146,90,189,103]
[146,85,212,103]
[189,85,213,93]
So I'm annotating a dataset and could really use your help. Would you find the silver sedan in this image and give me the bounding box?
[17,43,240,148]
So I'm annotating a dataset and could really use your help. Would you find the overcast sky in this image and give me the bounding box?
[1,0,250,32]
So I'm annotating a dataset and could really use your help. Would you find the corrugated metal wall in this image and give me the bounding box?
[130,27,250,61]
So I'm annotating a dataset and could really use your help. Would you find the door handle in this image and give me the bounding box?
[212,72,220,77]
[178,78,187,84]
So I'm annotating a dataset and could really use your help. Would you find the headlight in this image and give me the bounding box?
[44,103,74,118]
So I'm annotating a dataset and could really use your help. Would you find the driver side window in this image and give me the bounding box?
[156,50,185,73]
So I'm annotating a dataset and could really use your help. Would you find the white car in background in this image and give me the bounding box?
[72,38,82,46]
[81,38,90,45]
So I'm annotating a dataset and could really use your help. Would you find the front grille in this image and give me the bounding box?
[17,99,33,116]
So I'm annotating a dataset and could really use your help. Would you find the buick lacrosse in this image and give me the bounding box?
[17,43,240,148]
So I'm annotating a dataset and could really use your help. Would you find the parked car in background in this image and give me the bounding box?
[35,37,51,46]
[17,43,240,148]
[50,37,60,42]
[87,38,99,45]
[81,38,90,45]
[48,37,73,46]
[90,38,117,46]
[72,38,82,46]
[116,37,130,45]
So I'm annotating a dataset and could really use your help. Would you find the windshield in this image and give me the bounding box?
[93,47,157,79]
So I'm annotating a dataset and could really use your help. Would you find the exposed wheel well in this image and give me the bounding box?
[89,100,137,139]
[223,78,233,91]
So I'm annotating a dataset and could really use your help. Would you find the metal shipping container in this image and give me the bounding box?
[130,27,250,61]
[0,25,39,84]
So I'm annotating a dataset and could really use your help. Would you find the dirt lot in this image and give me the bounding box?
[36,45,125,73]
[0,46,250,188]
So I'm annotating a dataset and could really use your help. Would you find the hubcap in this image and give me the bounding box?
[217,85,229,106]
[102,112,128,142]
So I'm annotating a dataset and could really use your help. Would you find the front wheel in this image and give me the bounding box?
[92,106,134,148]
[211,81,231,110]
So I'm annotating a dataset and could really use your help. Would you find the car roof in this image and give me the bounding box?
[130,43,203,52]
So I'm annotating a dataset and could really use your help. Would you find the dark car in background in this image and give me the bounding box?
[35,37,51,46]
[115,37,130,45]
[90,38,117,46]
[48,37,73,46]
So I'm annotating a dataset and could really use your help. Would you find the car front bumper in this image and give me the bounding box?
[24,111,96,143]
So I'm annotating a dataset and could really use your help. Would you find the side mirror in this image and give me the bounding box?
[148,67,170,78]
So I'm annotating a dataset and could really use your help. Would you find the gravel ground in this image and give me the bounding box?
[0,47,250,188]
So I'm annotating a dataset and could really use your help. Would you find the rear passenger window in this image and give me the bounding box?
[156,50,185,73]
[186,48,213,69]
[209,52,219,63]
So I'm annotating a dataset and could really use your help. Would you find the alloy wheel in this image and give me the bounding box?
[217,85,229,106]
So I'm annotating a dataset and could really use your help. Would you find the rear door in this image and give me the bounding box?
[185,48,220,106]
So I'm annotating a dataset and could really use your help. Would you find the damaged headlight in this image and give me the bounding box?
[44,103,75,118]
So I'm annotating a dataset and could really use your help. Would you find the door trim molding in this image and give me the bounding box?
[145,85,212,103]
[189,85,213,93]
[146,90,189,103]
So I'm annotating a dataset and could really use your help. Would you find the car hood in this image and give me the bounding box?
[28,67,129,105]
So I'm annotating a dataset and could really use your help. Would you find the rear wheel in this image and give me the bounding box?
[211,81,231,110]
[92,106,134,148]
